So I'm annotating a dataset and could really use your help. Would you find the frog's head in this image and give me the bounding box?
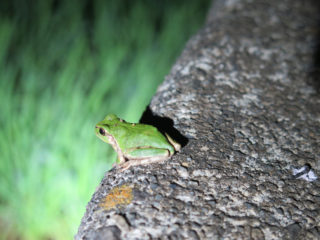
[103,114,118,122]
[95,114,122,143]
[95,122,111,143]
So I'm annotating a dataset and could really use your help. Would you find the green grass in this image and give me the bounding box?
[0,0,210,239]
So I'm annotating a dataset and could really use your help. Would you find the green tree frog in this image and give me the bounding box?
[95,114,181,171]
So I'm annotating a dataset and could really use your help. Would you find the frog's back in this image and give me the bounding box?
[116,122,174,152]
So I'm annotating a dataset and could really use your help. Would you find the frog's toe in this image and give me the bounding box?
[118,161,132,172]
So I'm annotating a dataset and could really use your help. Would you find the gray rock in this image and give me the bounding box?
[76,0,320,239]
[83,226,121,240]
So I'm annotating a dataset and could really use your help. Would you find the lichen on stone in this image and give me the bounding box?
[99,185,133,210]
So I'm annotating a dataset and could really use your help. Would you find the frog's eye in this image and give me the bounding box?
[99,128,106,136]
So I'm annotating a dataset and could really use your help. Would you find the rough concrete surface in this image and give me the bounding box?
[76,0,320,239]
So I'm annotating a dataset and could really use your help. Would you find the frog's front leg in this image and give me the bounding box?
[118,148,171,171]
[111,154,126,169]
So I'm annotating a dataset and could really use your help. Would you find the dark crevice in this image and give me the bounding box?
[140,106,189,148]
[309,0,320,93]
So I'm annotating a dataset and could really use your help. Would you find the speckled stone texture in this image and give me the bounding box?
[76,0,320,239]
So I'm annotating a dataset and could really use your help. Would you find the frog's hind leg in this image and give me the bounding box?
[118,148,171,172]
[165,133,181,152]
[119,154,169,172]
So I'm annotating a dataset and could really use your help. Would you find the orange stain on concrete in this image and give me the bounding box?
[100,185,133,210]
